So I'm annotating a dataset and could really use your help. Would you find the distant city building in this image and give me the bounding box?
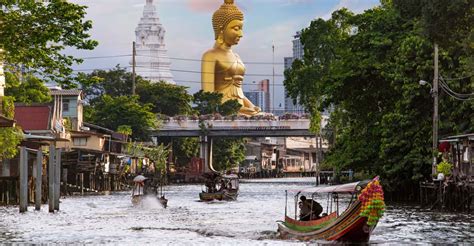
[292,31,304,60]
[284,32,305,115]
[132,0,174,84]
[244,79,270,112]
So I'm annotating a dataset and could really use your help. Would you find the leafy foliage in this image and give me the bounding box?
[436,160,453,176]
[77,67,193,116]
[192,90,241,116]
[191,90,244,171]
[212,138,246,171]
[117,125,133,136]
[1,0,98,85]
[85,95,157,141]
[0,96,15,118]
[75,66,136,103]
[137,80,193,116]
[144,144,170,174]
[173,138,199,168]
[5,72,51,104]
[0,126,23,160]
[284,2,473,195]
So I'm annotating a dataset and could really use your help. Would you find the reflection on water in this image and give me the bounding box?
[0,178,472,244]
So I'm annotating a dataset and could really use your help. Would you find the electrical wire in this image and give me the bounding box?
[441,73,474,81]
[439,77,474,99]
[79,53,286,65]
[439,80,474,101]
[71,65,285,77]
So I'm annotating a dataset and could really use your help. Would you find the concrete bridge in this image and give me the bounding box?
[151,119,314,138]
[151,118,315,173]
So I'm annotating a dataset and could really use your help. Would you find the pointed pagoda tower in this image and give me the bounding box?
[133,0,174,84]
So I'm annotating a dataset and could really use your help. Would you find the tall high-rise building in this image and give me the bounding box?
[284,32,305,115]
[132,0,174,84]
[244,79,270,113]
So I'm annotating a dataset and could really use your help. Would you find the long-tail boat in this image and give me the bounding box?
[277,177,385,242]
[199,174,239,201]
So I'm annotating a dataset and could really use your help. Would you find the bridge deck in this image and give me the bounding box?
[151,119,314,137]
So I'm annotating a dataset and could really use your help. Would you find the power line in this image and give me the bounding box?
[72,65,285,77]
[79,54,286,65]
[79,54,131,59]
[440,77,474,97]
[439,78,474,101]
[441,73,474,81]
[173,79,288,87]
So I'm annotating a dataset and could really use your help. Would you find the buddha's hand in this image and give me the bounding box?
[254,106,261,112]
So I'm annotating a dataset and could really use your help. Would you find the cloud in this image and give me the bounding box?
[186,0,221,12]
[323,0,380,19]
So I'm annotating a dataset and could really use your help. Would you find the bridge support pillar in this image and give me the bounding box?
[200,135,214,173]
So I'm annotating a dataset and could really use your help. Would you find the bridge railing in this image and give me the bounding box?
[160,119,311,130]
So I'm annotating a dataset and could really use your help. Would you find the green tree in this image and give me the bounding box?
[1,0,98,85]
[193,90,223,115]
[137,80,193,116]
[76,65,136,103]
[173,138,199,168]
[5,72,51,104]
[0,96,23,160]
[85,95,157,141]
[212,138,246,171]
[192,90,244,171]
[192,90,241,116]
[284,2,473,196]
[144,144,170,175]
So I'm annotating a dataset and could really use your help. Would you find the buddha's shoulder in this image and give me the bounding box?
[202,48,220,58]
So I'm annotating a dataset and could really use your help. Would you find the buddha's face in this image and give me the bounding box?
[222,20,243,46]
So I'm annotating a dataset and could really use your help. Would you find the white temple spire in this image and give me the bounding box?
[132,0,174,84]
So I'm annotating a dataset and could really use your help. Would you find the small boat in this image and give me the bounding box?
[131,175,168,208]
[277,177,385,242]
[199,174,239,201]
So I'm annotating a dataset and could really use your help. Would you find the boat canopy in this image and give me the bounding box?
[222,174,239,179]
[289,180,368,194]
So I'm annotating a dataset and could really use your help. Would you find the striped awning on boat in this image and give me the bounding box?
[289,180,368,194]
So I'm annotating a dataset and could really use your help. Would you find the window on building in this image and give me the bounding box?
[73,137,87,146]
[63,99,70,112]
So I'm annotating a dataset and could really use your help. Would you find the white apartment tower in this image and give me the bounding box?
[284,32,305,114]
[133,0,174,84]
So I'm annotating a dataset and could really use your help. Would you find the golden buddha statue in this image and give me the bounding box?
[201,0,261,116]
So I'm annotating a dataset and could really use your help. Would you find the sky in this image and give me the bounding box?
[68,0,380,109]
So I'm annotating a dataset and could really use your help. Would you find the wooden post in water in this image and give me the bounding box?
[62,168,68,196]
[48,145,55,213]
[80,173,84,195]
[54,148,61,211]
[35,150,43,210]
[19,147,28,213]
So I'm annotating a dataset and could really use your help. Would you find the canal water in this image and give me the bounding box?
[0,178,472,244]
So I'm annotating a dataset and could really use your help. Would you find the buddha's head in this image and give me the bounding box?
[212,0,244,46]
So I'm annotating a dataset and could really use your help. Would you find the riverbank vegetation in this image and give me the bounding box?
[284,0,473,199]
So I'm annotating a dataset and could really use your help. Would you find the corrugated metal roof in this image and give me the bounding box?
[14,105,52,130]
[49,89,82,96]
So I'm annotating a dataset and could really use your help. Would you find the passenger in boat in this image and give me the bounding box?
[308,199,323,219]
[219,179,226,191]
[300,196,323,220]
[205,180,216,193]
[299,196,312,221]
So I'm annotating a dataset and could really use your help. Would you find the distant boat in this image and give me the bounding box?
[131,175,168,208]
[277,177,385,242]
[199,174,239,201]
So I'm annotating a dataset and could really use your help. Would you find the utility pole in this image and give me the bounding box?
[272,42,275,114]
[432,43,439,176]
[132,41,136,95]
